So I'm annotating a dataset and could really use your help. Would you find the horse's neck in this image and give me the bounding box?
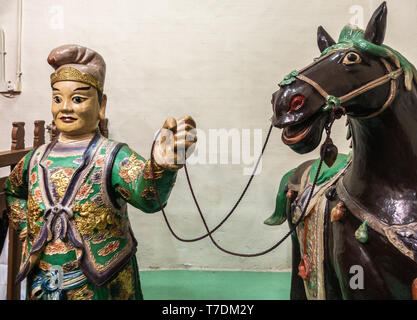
[343,87,417,225]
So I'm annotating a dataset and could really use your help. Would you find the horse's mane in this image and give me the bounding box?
[321,24,417,91]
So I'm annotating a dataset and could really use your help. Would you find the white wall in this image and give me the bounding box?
[0,0,416,272]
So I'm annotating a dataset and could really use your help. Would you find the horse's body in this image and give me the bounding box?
[266,2,417,299]
[286,152,417,299]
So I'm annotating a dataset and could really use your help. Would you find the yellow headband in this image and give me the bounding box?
[50,67,103,93]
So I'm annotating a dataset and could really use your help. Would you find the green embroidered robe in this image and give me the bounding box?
[5,133,177,300]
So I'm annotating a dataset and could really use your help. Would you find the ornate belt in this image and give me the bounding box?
[31,267,87,300]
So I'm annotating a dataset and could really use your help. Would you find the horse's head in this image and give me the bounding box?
[271,2,417,154]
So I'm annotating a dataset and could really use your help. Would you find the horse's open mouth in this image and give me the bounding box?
[282,113,320,145]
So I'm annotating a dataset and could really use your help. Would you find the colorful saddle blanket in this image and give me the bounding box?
[291,154,350,300]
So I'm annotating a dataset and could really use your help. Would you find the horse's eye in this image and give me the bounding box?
[343,52,362,65]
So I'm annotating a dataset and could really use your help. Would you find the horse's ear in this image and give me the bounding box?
[317,26,336,52]
[364,1,387,45]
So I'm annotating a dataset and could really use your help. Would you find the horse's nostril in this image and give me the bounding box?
[288,95,306,113]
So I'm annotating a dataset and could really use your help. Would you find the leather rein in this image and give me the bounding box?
[149,48,403,257]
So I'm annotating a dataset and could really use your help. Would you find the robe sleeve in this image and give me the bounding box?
[5,151,33,238]
[111,145,177,213]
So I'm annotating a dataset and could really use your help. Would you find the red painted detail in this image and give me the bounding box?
[288,95,306,113]
[412,278,417,300]
[298,254,311,281]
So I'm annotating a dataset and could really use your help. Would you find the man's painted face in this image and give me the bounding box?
[51,81,104,137]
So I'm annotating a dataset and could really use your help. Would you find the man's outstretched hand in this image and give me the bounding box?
[152,116,197,171]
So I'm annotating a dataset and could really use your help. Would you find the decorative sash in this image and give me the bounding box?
[16,132,105,282]
[292,161,350,300]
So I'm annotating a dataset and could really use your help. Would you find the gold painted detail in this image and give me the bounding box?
[39,260,52,271]
[98,240,120,257]
[51,67,103,93]
[107,265,135,300]
[8,199,26,231]
[141,187,158,201]
[19,227,28,241]
[67,284,94,300]
[143,159,165,180]
[63,261,79,273]
[21,239,29,264]
[119,153,145,187]
[44,238,75,255]
[27,195,43,239]
[9,158,25,188]
[50,168,75,199]
[73,201,122,239]
[117,187,131,201]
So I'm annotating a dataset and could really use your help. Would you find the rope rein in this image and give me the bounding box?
[148,48,401,257]
[149,112,337,257]
[149,124,272,243]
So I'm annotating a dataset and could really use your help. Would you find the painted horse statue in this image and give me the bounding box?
[265,2,417,299]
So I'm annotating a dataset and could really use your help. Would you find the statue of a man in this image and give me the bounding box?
[5,45,197,300]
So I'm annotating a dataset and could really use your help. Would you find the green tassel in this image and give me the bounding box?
[355,221,368,243]
[322,95,341,112]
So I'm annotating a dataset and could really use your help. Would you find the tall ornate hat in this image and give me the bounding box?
[48,44,106,93]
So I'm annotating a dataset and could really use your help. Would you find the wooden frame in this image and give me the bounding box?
[0,121,44,300]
